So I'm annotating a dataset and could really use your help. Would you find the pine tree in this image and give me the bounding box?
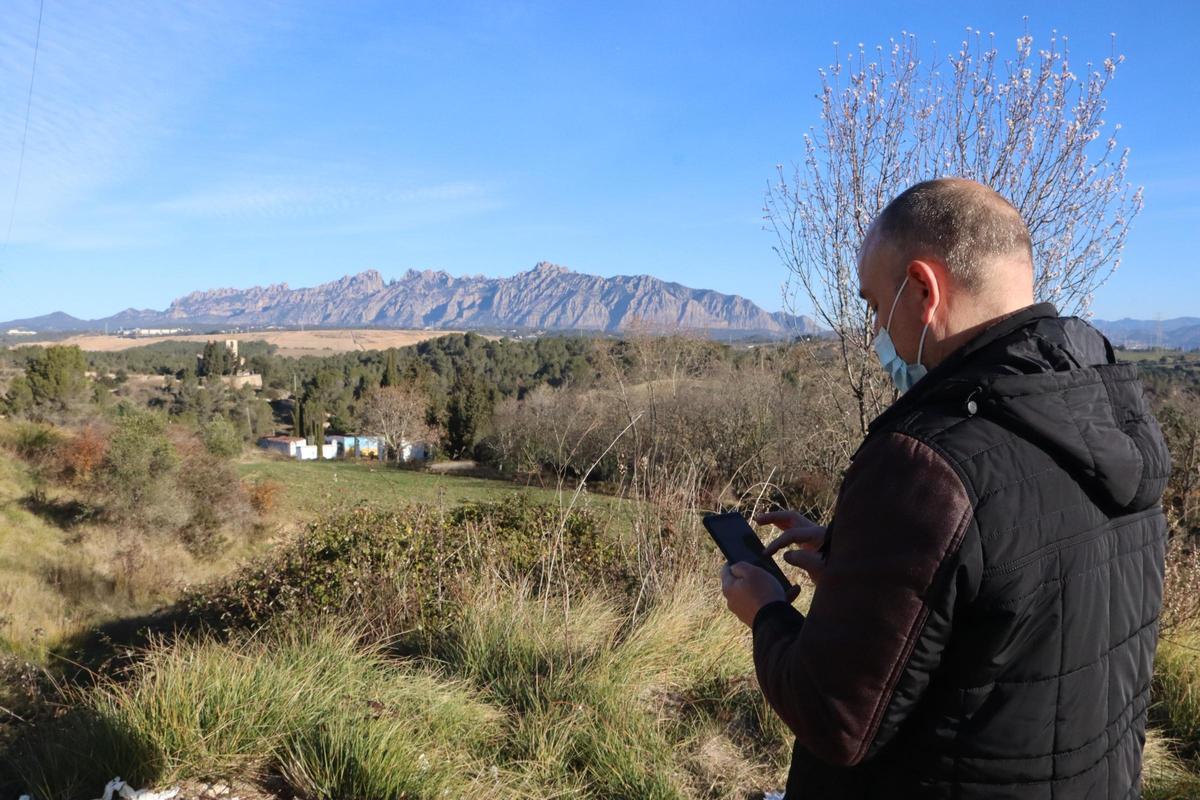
[309,402,324,457]
[381,349,400,388]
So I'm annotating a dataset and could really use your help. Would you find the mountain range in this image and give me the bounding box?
[3,264,1195,348]
[1084,317,1200,351]
[1,263,821,338]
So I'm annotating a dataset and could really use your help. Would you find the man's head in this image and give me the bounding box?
[857,178,1036,375]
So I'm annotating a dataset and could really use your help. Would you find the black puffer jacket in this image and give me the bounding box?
[752,303,1172,799]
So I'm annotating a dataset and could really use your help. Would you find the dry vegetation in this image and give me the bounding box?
[24,329,487,358]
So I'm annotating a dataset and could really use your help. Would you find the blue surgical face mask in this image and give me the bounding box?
[872,274,932,393]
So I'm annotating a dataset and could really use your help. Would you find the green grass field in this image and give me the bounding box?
[236,454,616,518]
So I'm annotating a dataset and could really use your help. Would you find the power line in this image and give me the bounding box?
[2,0,46,260]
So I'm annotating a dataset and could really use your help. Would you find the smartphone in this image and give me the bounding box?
[703,511,794,594]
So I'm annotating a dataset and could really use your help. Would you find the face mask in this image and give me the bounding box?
[872,274,933,393]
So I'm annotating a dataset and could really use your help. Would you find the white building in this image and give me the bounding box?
[258,436,306,457]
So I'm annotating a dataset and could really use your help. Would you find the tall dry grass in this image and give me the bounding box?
[9,563,793,800]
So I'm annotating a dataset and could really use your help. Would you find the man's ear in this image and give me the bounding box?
[906,260,942,325]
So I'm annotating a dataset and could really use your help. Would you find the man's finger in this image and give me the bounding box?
[784,549,823,571]
[720,563,734,591]
[763,527,825,556]
[754,510,799,529]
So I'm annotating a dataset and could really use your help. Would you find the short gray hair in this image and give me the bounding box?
[872,178,1033,291]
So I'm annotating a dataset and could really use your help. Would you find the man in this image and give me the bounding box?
[722,178,1170,798]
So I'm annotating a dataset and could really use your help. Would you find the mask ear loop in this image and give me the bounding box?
[915,288,940,368]
[884,274,910,332]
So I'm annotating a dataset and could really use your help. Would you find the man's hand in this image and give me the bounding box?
[757,509,827,586]
[721,561,787,627]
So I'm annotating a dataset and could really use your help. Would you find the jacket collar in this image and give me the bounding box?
[867,302,1060,434]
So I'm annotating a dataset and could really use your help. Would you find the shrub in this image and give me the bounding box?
[1,375,33,416]
[1,421,63,463]
[54,425,109,486]
[186,498,625,636]
[246,479,281,515]
[175,445,249,556]
[96,409,179,527]
[200,416,242,458]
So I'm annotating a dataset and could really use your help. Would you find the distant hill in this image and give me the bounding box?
[1091,317,1200,351]
[1,263,823,338]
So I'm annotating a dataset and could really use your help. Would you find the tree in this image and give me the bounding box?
[765,26,1142,437]
[359,385,436,463]
[381,349,400,388]
[199,341,230,378]
[25,345,89,410]
[446,372,495,458]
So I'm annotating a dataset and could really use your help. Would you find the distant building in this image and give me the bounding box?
[261,433,428,463]
[395,440,429,461]
[258,436,307,457]
[326,434,382,459]
[326,435,428,462]
[355,436,382,459]
[325,435,358,458]
[5,329,35,336]
[120,328,187,337]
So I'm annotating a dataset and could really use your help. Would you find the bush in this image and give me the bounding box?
[54,425,108,486]
[175,444,250,556]
[96,409,180,527]
[1,421,63,463]
[1,375,33,416]
[246,479,281,515]
[200,416,242,458]
[186,498,625,636]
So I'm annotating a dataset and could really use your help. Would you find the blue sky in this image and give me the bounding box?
[0,0,1195,323]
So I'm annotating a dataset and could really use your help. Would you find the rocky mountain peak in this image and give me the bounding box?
[10,262,824,337]
[529,261,571,276]
[334,270,385,293]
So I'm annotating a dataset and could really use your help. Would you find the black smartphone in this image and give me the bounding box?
[703,511,794,594]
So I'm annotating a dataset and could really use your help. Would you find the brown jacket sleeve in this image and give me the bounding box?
[751,431,973,766]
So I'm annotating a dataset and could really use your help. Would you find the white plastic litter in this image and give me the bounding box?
[96,778,181,800]
[763,793,785,800]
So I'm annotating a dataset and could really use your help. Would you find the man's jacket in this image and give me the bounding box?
[752,303,1171,799]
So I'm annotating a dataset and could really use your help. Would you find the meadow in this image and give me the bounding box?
[0,333,1198,800]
